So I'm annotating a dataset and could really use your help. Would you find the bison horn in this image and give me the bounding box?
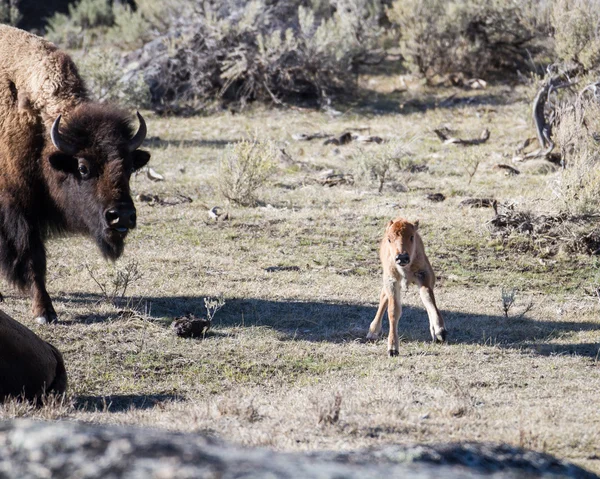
[50,115,78,155]
[127,111,147,152]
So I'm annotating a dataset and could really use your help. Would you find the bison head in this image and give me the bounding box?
[46,104,150,260]
[385,218,419,267]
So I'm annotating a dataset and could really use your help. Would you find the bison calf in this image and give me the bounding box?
[367,218,447,356]
[0,309,67,402]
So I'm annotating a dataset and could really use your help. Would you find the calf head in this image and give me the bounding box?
[46,104,150,259]
[385,218,419,267]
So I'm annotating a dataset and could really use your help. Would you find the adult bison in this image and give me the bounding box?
[0,25,150,324]
[0,308,67,402]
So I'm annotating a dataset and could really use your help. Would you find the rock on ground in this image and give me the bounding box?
[0,420,596,479]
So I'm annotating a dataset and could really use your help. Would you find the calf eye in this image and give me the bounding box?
[387,238,391,243]
[410,235,414,242]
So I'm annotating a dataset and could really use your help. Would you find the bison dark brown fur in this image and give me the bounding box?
[0,25,150,324]
[0,309,67,402]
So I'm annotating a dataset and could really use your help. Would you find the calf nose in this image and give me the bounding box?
[395,253,410,264]
[105,206,137,229]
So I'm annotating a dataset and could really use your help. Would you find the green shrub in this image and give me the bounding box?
[46,0,115,48]
[552,0,600,70]
[76,50,150,108]
[0,0,21,26]
[218,138,278,206]
[554,95,600,214]
[148,0,383,111]
[387,0,547,80]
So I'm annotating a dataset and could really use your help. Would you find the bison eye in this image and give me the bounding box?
[78,164,89,178]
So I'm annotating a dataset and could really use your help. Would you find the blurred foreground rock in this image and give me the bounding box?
[0,420,595,479]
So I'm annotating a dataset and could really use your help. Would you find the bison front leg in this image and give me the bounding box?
[418,284,446,343]
[28,237,57,325]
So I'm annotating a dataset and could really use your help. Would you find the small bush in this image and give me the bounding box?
[553,95,600,214]
[46,0,115,48]
[218,138,278,206]
[76,50,151,108]
[354,139,413,192]
[552,0,600,70]
[387,0,547,80]
[0,0,21,26]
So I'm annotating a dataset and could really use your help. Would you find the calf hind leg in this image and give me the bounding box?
[418,285,446,343]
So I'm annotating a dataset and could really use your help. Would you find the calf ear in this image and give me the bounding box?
[132,150,150,171]
[48,152,78,174]
[413,220,419,230]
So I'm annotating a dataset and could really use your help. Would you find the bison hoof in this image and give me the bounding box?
[35,313,57,325]
[388,349,399,357]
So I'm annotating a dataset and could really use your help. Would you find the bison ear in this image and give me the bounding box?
[413,220,419,231]
[48,152,78,174]
[132,150,150,171]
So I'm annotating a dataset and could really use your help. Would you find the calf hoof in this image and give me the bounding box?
[432,329,447,343]
[366,331,381,340]
[388,349,399,357]
[35,313,57,325]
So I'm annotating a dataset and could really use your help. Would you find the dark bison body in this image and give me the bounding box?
[0,25,150,324]
[0,309,67,402]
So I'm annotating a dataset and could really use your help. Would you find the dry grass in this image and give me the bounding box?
[1,79,600,473]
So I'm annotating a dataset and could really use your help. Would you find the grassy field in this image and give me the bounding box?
[2,80,600,472]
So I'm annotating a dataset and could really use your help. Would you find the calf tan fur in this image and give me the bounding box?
[368,218,447,356]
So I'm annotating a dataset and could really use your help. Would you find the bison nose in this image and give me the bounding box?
[105,206,137,230]
[395,253,410,265]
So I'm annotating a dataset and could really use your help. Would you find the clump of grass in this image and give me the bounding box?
[354,139,413,192]
[460,151,481,185]
[501,287,517,317]
[204,295,225,323]
[218,138,278,206]
[85,259,142,308]
[316,392,342,426]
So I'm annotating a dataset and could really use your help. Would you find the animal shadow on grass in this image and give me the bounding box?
[59,293,600,358]
[75,393,183,413]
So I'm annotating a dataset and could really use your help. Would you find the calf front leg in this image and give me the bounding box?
[387,281,402,356]
[418,285,446,343]
[367,289,387,339]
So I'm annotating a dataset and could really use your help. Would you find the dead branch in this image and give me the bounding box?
[433,128,490,145]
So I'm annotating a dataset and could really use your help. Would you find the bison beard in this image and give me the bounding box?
[0,26,150,324]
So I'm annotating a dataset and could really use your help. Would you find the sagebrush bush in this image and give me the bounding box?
[552,0,600,70]
[218,138,278,206]
[354,139,412,192]
[147,0,382,111]
[46,0,115,48]
[0,0,21,26]
[553,96,600,214]
[76,50,150,108]
[387,0,547,79]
